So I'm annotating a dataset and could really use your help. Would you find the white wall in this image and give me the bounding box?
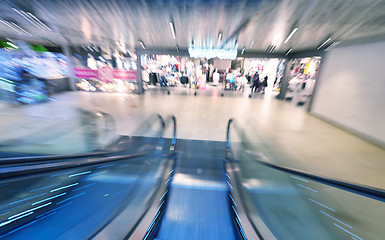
[261,58,279,90]
[213,59,232,70]
[311,41,385,146]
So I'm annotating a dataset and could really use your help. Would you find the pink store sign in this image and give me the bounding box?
[74,67,137,82]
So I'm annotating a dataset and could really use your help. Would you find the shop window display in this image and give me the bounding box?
[141,55,201,89]
[243,58,286,95]
[285,57,321,106]
[0,41,68,104]
[74,49,137,93]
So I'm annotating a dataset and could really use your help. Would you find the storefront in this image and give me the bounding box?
[73,47,137,93]
[236,57,286,94]
[0,40,69,104]
[284,57,321,106]
[141,54,213,90]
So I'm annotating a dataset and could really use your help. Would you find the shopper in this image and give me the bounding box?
[237,74,247,92]
[260,75,268,94]
[250,72,260,93]
[213,70,219,86]
[160,68,168,87]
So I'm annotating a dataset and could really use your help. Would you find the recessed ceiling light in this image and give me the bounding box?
[169,22,176,39]
[218,32,223,43]
[285,49,292,55]
[284,28,298,44]
[317,38,331,50]
[138,40,146,49]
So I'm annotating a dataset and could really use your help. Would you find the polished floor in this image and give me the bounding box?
[1,84,385,190]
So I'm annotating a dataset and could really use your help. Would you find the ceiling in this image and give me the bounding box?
[1,0,385,54]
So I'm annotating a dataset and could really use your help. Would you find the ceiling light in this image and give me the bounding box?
[10,22,32,36]
[218,32,223,43]
[317,38,331,50]
[13,8,51,31]
[0,19,22,34]
[138,40,146,49]
[284,28,298,43]
[27,12,51,31]
[324,41,342,51]
[266,45,276,53]
[17,10,41,29]
[241,47,245,54]
[285,49,292,55]
[169,22,176,39]
[249,41,254,48]
[7,42,18,49]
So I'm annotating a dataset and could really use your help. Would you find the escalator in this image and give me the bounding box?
[0,115,384,239]
[225,118,385,240]
[0,114,176,239]
[154,139,236,240]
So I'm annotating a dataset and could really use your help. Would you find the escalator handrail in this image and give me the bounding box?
[96,110,117,151]
[0,114,168,179]
[127,114,177,239]
[0,150,151,180]
[0,109,104,147]
[226,118,385,202]
[165,114,177,155]
[0,133,128,165]
[0,150,108,164]
[0,113,164,164]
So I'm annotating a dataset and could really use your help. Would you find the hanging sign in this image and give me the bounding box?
[74,67,136,81]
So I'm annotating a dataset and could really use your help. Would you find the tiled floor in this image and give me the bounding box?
[1,84,385,189]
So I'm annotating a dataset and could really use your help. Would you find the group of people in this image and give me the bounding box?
[250,72,268,94]
[224,70,268,94]
[224,71,248,91]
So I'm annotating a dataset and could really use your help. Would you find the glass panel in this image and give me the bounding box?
[0,109,118,156]
[229,119,385,240]
[0,114,172,239]
[0,154,168,239]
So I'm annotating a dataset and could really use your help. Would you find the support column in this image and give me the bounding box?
[62,45,76,91]
[277,58,292,100]
[136,49,144,94]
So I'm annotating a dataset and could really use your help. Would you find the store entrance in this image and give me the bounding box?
[141,55,287,98]
[284,57,321,107]
[141,55,216,93]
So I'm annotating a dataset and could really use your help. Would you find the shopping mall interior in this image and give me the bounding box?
[0,0,385,239]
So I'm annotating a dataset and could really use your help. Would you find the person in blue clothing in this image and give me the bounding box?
[160,67,168,87]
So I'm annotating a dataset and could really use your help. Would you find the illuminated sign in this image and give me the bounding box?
[188,41,238,59]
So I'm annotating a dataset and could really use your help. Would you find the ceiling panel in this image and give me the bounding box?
[0,0,384,54]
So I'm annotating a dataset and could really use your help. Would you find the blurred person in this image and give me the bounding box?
[260,75,268,94]
[160,67,168,87]
[237,74,247,92]
[213,69,219,86]
[250,72,260,93]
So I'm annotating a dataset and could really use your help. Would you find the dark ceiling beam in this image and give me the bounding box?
[288,50,325,59]
[136,47,189,57]
[240,51,287,58]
